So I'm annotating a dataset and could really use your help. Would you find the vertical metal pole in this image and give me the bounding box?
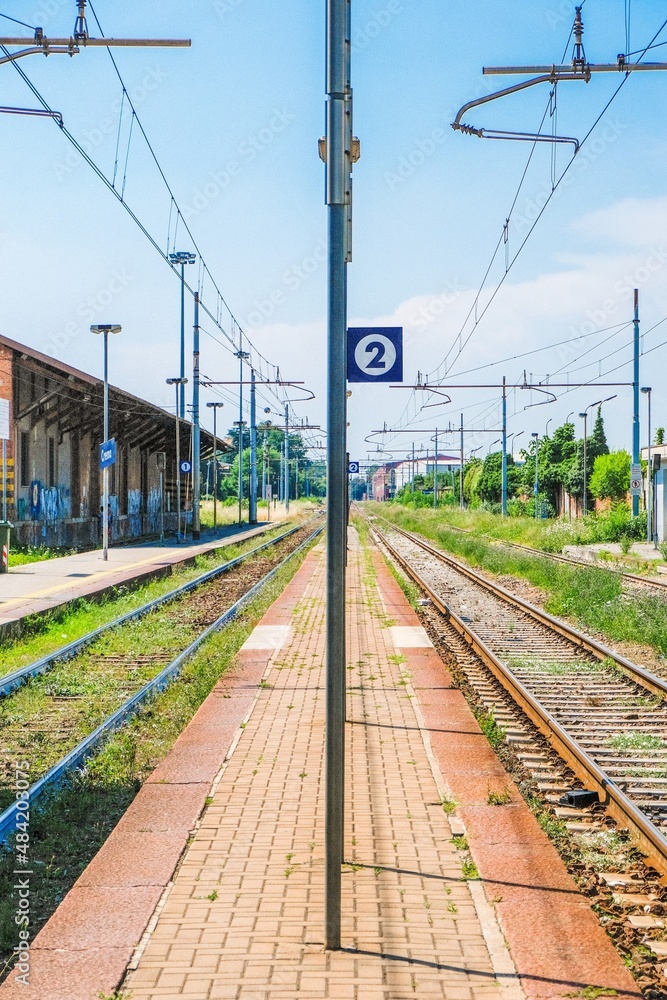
[534,442,539,520]
[160,470,164,544]
[250,370,258,524]
[501,376,507,516]
[238,349,244,526]
[633,288,640,518]
[582,414,587,518]
[325,0,349,952]
[459,413,464,511]
[411,442,414,494]
[179,263,186,420]
[647,390,652,545]
[102,330,109,561]
[175,385,181,542]
[212,409,218,534]
[285,403,290,513]
[192,293,201,541]
[433,429,438,508]
[2,438,6,522]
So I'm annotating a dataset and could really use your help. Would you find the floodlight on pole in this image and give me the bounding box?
[169,251,196,420]
[167,377,188,542]
[91,324,121,561]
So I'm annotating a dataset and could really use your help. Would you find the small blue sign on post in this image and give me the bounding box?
[348,461,360,475]
[180,460,192,475]
[99,439,116,470]
[347,327,403,383]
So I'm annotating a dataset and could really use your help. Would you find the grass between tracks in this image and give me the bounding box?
[0,531,318,981]
[368,503,667,659]
[0,523,293,674]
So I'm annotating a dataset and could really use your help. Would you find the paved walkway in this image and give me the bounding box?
[123,533,518,1000]
[0,520,278,634]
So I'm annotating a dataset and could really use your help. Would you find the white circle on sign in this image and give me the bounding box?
[180,461,192,474]
[354,334,396,378]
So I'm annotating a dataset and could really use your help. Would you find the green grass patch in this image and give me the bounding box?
[0,524,289,675]
[606,732,667,751]
[369,504,667,657]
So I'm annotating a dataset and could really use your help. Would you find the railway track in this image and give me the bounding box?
[369,516,667,881]
[409,513,667,592]
[0,520,323,843]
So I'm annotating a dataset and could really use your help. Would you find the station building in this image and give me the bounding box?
[0,335,230,549]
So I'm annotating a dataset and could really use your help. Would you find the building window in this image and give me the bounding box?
[20,431,30,487]
[48,437,56,487]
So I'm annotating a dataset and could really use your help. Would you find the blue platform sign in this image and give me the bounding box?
[347,327,403,383]
[348,461,360,475]
[99,439,116,470]
[180,460,192,475]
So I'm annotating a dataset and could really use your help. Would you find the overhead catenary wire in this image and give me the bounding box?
[1,12,308,423]
[387,13,667,446]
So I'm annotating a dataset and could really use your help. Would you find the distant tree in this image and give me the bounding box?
[477,451,520,505]
[589,407,609,461]
[589,451,631,503]
[656,427,665,446]
[463,458,483,506]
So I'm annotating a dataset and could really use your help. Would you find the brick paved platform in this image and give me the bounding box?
[0,520,278,636]
[0,527,642,999]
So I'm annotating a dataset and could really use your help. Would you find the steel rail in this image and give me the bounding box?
[0,520,318,699]
[374,517,667,700]
[426,517,667,592]
[373,524,667,877]
[0,523,323,845]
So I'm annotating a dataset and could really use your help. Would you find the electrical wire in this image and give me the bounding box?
[0,12,36,30]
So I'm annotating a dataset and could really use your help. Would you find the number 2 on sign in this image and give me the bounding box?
[354,334,397,378]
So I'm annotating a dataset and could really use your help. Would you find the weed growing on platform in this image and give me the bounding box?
[486,786,511,806]
[440,795,457,814]
[451,835,468,851]
[460,859,480,880]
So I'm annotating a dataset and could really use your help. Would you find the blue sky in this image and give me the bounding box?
[0,0,666,466]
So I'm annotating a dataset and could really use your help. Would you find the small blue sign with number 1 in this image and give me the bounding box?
[347,327,403,383]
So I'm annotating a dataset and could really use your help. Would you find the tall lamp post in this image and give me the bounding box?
[531,432,539,519]
[206,401,224,535]
[580,395,617,518]
[169,251,196,420]
[167,377,188,542]
[642,387,652,545]
[91,324,121,561]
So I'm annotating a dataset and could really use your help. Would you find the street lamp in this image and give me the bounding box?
[579,395,617,517]
[641,387,653,545]
[545,418,553,438]
[507,430,524,457]
[206,401,224,535]
[531,432,539,520]
[166,377,188,542]
[91,324,121,561]
[169,250,196,420]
